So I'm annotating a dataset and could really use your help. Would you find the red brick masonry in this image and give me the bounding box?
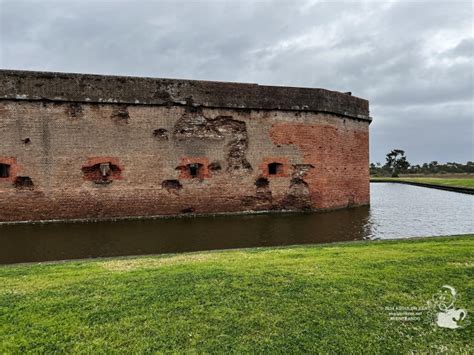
[0,70,371,222]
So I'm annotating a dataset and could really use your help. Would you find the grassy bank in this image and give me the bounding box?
[371,176,474,189]
[1,236,473,353]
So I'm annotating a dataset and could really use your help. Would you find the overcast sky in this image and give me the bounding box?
[1,0,472,164]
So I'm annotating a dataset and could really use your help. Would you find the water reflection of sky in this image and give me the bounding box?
[368,183,474,239]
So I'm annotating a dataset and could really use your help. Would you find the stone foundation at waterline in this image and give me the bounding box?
[0,70,371,222]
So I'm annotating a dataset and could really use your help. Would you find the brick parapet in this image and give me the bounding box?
[0,70,370,121]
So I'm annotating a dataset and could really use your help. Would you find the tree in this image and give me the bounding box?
[369,163,378,175]
[383,149,410,177]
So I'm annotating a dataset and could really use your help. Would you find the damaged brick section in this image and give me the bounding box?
[162,179,182,194]
[153,128,169,140]
[241,177,273,210]
[14,176,34,190]
[173,111,252,172]
[292,164,315,179]
[282,178,312,210]
[111,106,130,124]
[283,164,314,209]
[66,103,83,118]
[208,161,222,172]
[181,207,195,214]
[255,177,272,201]
[81,157,123,184]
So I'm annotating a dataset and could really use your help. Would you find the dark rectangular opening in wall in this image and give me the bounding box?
[268,162,282,175]
[0,164,10,178]
[189,164,199,178]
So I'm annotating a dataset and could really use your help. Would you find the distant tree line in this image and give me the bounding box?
[370,149,474,177]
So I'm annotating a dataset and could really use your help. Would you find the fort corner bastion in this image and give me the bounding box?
[0,70,371,223]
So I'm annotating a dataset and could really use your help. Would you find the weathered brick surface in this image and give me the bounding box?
[0,71,371,222]
[270,121,370,209]
[0,70,370,121]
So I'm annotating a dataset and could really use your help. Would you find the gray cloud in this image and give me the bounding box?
[447,37,474,58]
[1,0,472,164]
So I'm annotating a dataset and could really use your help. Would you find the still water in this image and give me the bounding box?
[0,183,472,264]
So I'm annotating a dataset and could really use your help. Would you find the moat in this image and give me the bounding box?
[1,183,472,264]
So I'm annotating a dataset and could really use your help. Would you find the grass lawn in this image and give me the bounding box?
[371,176,474,189]
[1,235,473,353]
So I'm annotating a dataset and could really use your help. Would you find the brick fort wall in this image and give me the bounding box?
[0,70,371,222]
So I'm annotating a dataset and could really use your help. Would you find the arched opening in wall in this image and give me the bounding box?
[268,162,283,175]
[0,164,10,178]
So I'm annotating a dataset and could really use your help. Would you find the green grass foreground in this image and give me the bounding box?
[1,236,473,353]
[371,176,474,189]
